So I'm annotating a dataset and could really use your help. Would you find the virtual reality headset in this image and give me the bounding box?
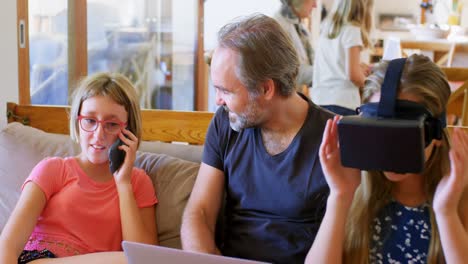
[337,58,446,173]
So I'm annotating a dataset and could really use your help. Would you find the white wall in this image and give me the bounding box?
[0,2,19,128]
[204,0,282,111]
[374,0,454,25]
[204,0,281,51]
[374,0,420,18]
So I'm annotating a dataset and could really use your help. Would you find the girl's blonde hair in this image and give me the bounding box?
[344,54,451,263]
[326,0,373,48]
[69,72,142,147]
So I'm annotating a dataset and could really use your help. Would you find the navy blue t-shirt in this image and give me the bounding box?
[202,96,332,264]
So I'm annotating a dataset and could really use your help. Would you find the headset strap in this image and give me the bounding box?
[378,58,407,118]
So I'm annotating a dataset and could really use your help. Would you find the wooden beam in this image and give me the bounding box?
[400,40,453,53]
[194,0,207,111]
[140,109,213,144]
[8,102,468,145]
[405,41,468,53]
[7,102,214,145]
[17,0,30,105]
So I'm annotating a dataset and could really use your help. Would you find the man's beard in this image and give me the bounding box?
[223,103,259,132]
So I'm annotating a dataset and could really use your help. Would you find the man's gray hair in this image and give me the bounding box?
[217,13,299,97]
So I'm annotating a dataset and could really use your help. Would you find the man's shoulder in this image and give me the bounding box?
[310,103,335,119]
[303,94,335,120]
[305,102,335,130]
[206,107,235,145]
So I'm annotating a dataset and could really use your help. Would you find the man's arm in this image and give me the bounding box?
[181,162,225,254]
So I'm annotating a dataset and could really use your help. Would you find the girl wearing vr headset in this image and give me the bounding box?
[311,0,373,116]
[306,54,468,264]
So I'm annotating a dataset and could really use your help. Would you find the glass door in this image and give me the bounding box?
[86,0,200,110]
[28,0,69,105]
[18,0,205,110]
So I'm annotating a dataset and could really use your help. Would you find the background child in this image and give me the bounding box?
[311,0,373,115]
[0,72,158,264]
[307,54,468,263]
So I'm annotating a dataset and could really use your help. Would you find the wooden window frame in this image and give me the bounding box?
[17,0,207,110]
[17,0,30,105]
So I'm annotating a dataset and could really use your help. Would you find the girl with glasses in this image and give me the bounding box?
[0,73,157,264]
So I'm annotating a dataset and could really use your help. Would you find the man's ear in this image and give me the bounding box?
[262,79,275,100]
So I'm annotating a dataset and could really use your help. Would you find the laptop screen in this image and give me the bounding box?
[122,241,270,264]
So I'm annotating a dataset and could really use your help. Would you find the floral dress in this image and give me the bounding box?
[370,200,431,264]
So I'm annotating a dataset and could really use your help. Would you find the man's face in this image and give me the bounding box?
[210,47,262,131]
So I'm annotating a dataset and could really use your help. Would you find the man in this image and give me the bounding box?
[181,14,332,264]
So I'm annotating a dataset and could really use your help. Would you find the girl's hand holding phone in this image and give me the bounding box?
[112,128,138,185]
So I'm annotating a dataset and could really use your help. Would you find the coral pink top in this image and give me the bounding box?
[22,157,157,257]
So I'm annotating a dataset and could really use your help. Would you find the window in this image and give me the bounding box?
[28,1,68,105]
[17,0,206,110]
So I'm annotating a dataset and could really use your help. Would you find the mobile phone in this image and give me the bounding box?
[108,138,126,174]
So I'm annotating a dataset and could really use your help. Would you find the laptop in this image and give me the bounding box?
[122,241,270,264]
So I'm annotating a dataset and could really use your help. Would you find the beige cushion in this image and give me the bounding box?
[139,141,203,163]
[0,122,81,233]
[0,122,200,249]
[135,152,198,248]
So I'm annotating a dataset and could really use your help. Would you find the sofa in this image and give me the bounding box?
[0,122,204,249]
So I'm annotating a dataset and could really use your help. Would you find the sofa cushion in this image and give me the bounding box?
[139,141,203,163]
[0,122,81,234]
[0,122,200,249]
[135,152,198,248]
